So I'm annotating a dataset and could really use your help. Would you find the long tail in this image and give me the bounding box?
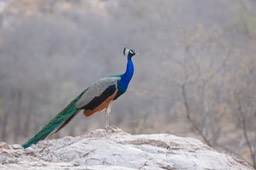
[22,93,83,148]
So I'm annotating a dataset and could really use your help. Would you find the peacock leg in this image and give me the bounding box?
[105,102,112,130]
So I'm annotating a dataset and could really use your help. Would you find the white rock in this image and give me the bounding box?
[0,128,253,170]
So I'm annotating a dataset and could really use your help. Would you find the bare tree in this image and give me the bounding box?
[163,25,230,146]
[234,91,256,168]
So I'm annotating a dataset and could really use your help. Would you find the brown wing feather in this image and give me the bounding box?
[83,88,118,117]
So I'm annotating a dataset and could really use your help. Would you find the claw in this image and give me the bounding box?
[105,126,118,132]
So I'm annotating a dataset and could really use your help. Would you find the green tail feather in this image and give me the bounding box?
[22,93,83,148]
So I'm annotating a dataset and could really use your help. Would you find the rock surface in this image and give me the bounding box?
[0,128,253,170]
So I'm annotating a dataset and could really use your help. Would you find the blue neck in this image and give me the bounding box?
[114,57,134,99]
[121,57,134,84]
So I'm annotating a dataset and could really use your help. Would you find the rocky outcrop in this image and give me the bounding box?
[0,128,253,170]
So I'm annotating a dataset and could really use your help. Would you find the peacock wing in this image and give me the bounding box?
[75,76,120,109]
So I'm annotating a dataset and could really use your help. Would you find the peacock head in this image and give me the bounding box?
[123,48,136,59]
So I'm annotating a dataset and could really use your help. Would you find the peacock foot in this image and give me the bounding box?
[104,126,119,133]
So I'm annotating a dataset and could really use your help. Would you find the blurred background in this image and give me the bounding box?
[0,0,255,167]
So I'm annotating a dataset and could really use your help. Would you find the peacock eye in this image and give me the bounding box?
[130,50,135,54]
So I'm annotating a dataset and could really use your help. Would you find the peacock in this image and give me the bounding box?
[22,48,136,148]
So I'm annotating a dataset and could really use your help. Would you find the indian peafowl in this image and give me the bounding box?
[22,48,136,148]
